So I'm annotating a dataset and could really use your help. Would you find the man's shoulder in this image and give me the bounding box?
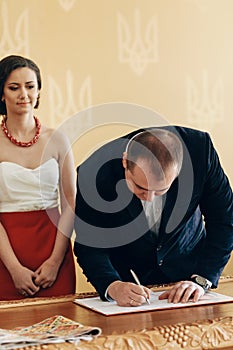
[77,125,209,169]
[77,136,127,168]
[150,125,208,149]
[172,125,208,137]
[77,129,142,169]
[135,125,208,138]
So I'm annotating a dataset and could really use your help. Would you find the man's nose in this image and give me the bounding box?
[144,191,154,202]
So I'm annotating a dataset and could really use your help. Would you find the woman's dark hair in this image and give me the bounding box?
[0,55,42,115]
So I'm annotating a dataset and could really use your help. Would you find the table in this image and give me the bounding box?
[0,277,233,349]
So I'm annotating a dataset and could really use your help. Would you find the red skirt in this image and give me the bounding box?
[0,208,76,300]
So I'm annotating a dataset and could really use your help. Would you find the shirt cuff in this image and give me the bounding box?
[104,285,114,301]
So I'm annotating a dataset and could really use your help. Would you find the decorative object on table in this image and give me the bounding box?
[6,316,233,350]
[0,315,101,349]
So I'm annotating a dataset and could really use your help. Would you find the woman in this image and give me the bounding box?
[0,55,76,300]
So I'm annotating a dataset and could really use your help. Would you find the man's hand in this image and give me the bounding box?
[107,280,151,307]
[159,280,205,303]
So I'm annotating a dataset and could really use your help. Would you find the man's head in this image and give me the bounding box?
[122,129,183,201]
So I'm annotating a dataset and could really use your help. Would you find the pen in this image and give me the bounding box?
[130,269,150,304]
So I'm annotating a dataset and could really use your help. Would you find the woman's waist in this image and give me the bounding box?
[0,206,59,215]
[0,199,59,213]
[0,207,60,226]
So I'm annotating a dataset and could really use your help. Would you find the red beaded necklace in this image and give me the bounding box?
[1,116,41,147]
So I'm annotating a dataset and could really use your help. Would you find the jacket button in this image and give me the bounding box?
[158,259,163,266]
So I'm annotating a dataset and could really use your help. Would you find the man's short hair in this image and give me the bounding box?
[125,129,183,180]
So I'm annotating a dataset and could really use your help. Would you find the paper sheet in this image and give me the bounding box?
[74,291,233,316]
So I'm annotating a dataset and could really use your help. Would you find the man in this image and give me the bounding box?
[74,126,233,306]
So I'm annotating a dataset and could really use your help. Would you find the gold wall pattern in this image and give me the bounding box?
[186,70,224,130]
[47,72,92,127]
[0,0,232,289]
[117,9,159,75]
[58,0,77,12]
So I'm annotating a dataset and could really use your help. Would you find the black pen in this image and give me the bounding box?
[130,269,150,304]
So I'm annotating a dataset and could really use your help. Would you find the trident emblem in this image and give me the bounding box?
[117,9,159,75]
[58,0,76,12]
[186,70,224,129]
[0,0,29,56]
[48,71,92,128]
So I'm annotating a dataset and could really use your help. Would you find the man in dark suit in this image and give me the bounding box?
[74,126,233,306]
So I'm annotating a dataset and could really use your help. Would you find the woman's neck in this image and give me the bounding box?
[5,113,35,134]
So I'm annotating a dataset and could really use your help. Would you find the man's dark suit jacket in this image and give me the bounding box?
[74,126,233,300]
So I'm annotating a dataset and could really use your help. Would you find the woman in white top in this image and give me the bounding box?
[0,55,76,300]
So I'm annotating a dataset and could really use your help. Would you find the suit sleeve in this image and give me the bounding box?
[74,166,123,300]
[197,133,233,286]
[74,242,122,300]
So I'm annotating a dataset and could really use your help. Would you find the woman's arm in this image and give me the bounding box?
[34,132,76,288]
[0,222,40,296]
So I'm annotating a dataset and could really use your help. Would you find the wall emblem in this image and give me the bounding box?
[186,70,224,129]
[47,70,92,128]
[117,9,159,75]
[58,0,76,12]
[0,0,29,56]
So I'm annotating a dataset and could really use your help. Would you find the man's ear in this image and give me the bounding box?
[122,152,127,169]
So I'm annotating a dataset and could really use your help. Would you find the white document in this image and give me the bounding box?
[74,291,233,316]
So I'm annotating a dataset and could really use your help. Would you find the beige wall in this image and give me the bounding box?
[1,0,233,291]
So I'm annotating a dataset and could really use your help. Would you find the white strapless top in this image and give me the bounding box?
[0,158,59,212]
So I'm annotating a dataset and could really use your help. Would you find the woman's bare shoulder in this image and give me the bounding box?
[42,126,69,143]
[41,126,71,157]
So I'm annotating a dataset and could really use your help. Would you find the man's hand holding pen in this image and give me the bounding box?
[107,280,151,307]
